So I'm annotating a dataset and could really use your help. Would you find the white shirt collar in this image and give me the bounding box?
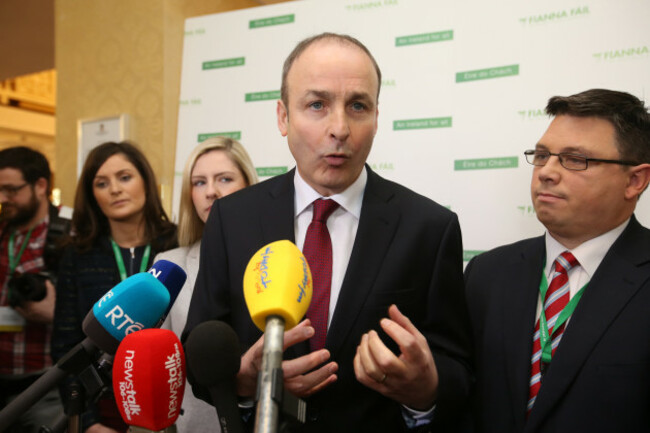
[293,166,367,219]
[544,218,630,278]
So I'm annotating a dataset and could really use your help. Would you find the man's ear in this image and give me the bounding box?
[277,100,288,137]
[624,163,650,200]
[33,177,48,200]
[373,107,379,137]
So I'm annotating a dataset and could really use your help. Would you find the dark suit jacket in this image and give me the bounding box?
[184,167,472,433]
[464,216,650,433]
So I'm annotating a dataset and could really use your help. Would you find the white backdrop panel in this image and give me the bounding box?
[175,0,650,259]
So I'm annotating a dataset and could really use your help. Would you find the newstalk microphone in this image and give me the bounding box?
[0,261,186,432]
[242,240,312,433]
[185,320,243,433]
[113,328,186,433]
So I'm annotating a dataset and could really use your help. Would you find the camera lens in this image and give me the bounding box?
[7,273,49,308]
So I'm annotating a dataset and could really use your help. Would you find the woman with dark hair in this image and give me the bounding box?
[52,141,177,433]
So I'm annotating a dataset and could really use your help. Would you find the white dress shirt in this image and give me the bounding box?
[293,167,367,328]
[538,218,630,320]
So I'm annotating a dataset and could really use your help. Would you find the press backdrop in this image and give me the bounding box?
[175,0,650,260]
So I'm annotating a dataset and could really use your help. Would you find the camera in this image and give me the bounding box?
[7,272,52,308]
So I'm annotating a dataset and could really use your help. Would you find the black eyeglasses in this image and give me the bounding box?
[0,183,29,197]
[524,150,640,171]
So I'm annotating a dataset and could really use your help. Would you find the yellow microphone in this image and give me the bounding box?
[243,239,313,331]
[242,240,312,433]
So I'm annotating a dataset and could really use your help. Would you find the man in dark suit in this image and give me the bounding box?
[465,89,650,433]
[184,33,472,432]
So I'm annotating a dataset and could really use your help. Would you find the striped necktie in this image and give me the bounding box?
[527,251,579,414]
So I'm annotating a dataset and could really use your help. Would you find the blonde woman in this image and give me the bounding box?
[155,137,257,433]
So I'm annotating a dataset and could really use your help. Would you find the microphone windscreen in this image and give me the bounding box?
[82,273,170,353]
[185,321,241,386]
[243,240,312,331]
[147,260,187,315]
[113,328,186,431]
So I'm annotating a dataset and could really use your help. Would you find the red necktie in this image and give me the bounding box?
[527,251,579,414]
[303,198,340,352]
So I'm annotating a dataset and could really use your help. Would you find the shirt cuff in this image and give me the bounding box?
[401,403,436,429]
[238,397,255,409]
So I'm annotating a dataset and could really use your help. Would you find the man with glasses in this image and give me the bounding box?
[464,88,650,433]
[0,146,70,433]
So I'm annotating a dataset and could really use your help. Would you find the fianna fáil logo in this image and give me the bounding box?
[593,46,649,61]
[519,6,589,25]
[345,0,398,12]
[369,162,395,172]
[517,205,536,216]
[185,27,205,37]
[517,108,547,121]
[180,98,201,106]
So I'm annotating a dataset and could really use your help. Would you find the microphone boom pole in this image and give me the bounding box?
[255,315,285,433]
[0,339,100,431]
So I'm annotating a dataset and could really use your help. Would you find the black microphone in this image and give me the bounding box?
[185,321,243,433]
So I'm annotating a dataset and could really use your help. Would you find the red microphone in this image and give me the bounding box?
[112,328,186,433]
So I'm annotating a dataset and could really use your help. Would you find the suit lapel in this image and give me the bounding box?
[260,169,295,244]
[259,170,309,357]
[502,237,545,430]
[326,169,400,358]
[527,217,650,430]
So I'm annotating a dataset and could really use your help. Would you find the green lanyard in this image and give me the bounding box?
[8,227,35,276]
[110,238,151,281]
[538,270,588,364]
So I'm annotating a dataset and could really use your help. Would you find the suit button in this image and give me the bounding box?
[307,407,319,421]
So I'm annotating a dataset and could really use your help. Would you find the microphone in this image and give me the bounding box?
[242,240,312,433]
[83,260,186,354]
[113,328,186,433]
[148,259,186,324]
[0,261,186,430]
[185,320,243,433]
